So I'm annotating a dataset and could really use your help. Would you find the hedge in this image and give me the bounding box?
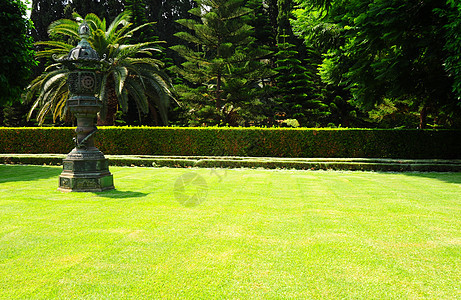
[2,154,461,171]
[0,127,460,159]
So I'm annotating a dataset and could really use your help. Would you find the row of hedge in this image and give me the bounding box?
[0,127,460,158]
[2,155,460,171]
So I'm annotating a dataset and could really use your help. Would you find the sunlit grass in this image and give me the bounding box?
[0,164,460,299]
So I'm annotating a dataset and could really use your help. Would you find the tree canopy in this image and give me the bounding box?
[170,0,274,126]
[293,0,461,128]
[0,0,37,106]
[3,0,461,128]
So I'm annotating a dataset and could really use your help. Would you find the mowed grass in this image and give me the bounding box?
[0,164,460,299]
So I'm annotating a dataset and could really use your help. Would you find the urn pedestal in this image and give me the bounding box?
[58,94,114,192]
[58,148,114,192]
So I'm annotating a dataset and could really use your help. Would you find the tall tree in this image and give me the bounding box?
[294,0,459,128]
[31,0,65,42]
[63,0,124,24]
[274,36,328,126]
[125,0,152,43]
[145,0,198,65]
[246,0,277,49]
[439,0,461,101]
[170,0,274,126]
[0,0,37,106]
[276,0,295,44]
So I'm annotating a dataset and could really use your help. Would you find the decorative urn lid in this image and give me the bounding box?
[66,22,100,61]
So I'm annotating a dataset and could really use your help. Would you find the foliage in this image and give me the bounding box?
[293,0,459,128]
[2,102,35,127]
[30,0,65,42]
[170,0,275,126]
[274,36,329,127]
[144,0,198,65]
[125,0,151,43]
[1,127,460,159]
[0,0,37,106]
[246,0,277,49]
[25,11,174,126]
[30,0,125,57]
[63,0,124,24]
[438,0,461,101]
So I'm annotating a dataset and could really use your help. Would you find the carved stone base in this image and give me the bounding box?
[58,147,114,192]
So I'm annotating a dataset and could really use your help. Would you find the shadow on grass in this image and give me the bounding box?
[94,189,149,199]
[0,164,61,183]
[402,172,461,184]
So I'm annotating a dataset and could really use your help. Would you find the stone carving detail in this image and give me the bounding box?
[68,72,97,95]
[81,75,95,90]
[75,178,98,189]
[63,161,73,171]
[60,177,71,188]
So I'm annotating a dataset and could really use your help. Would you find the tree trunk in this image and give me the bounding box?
[419,105,427,129]
[216,72,222,110]
[97,78,118,126]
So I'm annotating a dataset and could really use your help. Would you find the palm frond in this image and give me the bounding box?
[52,81,69,122]
[106,10,132,43]
[84,13,106,32]
[125,77,149,115]
[113,66,128,97]
[72,12,83,22]
[48,19,79,40]
[115,22,157,44]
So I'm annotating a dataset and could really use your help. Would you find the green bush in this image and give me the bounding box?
[0,127,460,159]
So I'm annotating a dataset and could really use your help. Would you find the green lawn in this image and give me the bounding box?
[0,164,460,299]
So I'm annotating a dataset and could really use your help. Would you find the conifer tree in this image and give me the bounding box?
[170,0,274,126]
[273,0,328,126]
[125,0,152,43]
[274,35,328,126]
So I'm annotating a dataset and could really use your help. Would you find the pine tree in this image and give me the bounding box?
[145,0,198,66]
[170,0,274,126]
[125,0,153,43]
[246,0,277,49]
[274,35,328,126]
[272,0,328,126]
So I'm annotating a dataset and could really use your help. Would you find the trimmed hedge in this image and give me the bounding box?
[2,155,461,171]
[0,127,460,158]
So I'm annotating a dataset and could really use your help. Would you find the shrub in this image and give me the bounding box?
[0,127,460,159]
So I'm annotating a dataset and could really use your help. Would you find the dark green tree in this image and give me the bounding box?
[145,0,198,65]
[125,0,152,43]
[246,0,277,49]
[274,35,328,126]
[170,0,274,126]
[294,0,459,128]
[439,0,461,101]
[0,0,37,106]
[276,0,296,45]
[31,0,65,42]
[63,0,124,24]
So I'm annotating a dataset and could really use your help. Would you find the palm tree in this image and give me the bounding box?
[26,11,174,126]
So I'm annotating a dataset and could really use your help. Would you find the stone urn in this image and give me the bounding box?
[57,22,114,192]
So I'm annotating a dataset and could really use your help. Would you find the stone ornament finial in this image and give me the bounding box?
[78,21,91,40]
